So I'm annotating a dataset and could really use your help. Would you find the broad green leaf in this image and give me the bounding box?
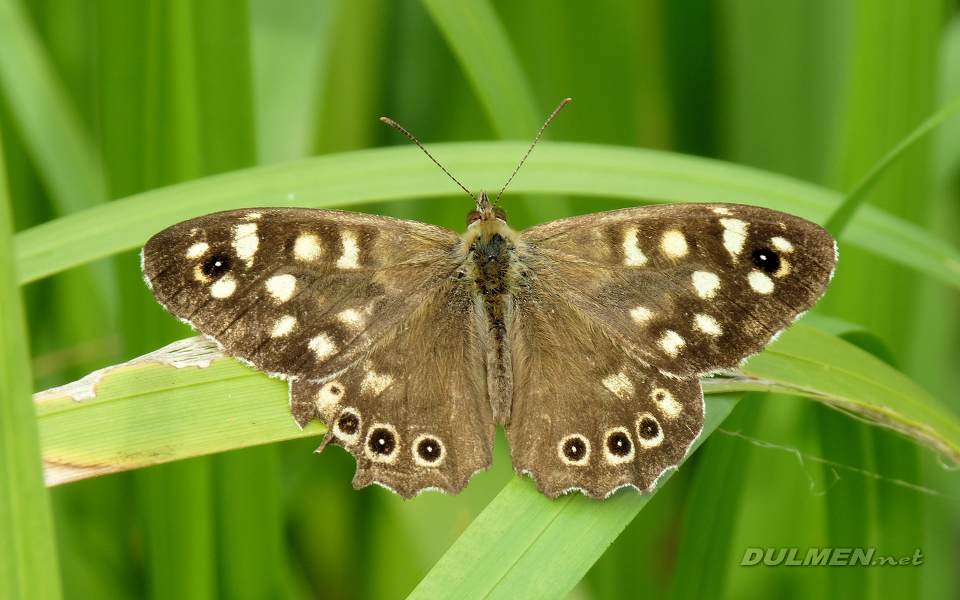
[14,142,960,293]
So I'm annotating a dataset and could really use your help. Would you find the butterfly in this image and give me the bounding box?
[141,105,837,499]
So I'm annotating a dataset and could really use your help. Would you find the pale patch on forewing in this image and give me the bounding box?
[336,230,360,269]
[748,271,775,294]
[210,275,237,298]
[361,370,393,396]
[243,212,262,221]
[771,236,794,252]
[232,223,259,267]
[712,206,732,215]
[659,330,685,357]
[720,218,748,259]
[266,274,297,302]
[694,313,722,336]
[270,315,296,337]
[622,227,647,266]
[602,372,634,399]
[308,333,337,360]
[338,308,365,329]
[630,306,653,324]
[193,264,211,283]
[294,233,322,261]
[661,230,688,258]
[651,388,682,417]
[186,242,209,259]
[315,380,344,412]
[691,271,720,299]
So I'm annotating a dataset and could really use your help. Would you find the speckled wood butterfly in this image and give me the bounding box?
[142,102,836,498]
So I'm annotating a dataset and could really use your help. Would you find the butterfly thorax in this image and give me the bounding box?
[462,192,522,424]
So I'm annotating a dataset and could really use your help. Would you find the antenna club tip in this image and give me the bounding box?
[379,116,389,122]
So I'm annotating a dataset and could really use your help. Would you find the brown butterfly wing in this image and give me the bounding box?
[518,203,837,377]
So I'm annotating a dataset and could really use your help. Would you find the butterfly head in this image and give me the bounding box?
[466,191,508,227]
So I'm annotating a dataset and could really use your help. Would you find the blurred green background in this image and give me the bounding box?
[2,0,959,598]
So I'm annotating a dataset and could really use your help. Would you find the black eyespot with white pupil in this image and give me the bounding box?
[368,427,396,456]
[562,437,587,460]
[606,431,632,457]
[416,437,442,463]
[751,247,780,273]
[638,416,660,440]
[201,252,232,277]
[336,412,359,436]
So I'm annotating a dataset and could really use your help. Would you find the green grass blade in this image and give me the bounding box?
[419,0,539,139]
[825,91,960,237]
[14,141,960,292]
[0,0,108,213]
[36,339,322,486]
[0,126,63,599]
[738,323,960,465]
[406,395,739,600]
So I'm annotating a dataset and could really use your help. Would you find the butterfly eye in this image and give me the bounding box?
[466,210,482,226]
[493,208,508,222]
[201,252,233,278]
[751,247,781,274]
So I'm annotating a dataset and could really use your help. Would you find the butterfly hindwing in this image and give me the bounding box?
[519,203,837,377]
[142,208,461,380]
[505,281,703,498]
[290,279,494,498]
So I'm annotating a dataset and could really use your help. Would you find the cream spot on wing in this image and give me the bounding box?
[193,265,211,283]
[748,271,775,294]
[661,230,688,258]
[333,407,361,444]
[602,372,634,399]
[659,330,685,357]
[603,428,635,464]
[308,333,337,360]
[336,231,360,269]
[720,218,748,259]
[266,274,297,302]
[558,434,591,466]
[270,315,296,337]
[651,388,682,418]
[294,233,322,261]
[338,308,365,329]
[232,223,259,267]
[691,271,720,299]
[365,423,400,463]
[636,413,664,448]
[186,242,209,259]
[771,236,794,252]
[712,206,732,215]
[315,380,344,412]
[209,276,236,298]
[413,434,446,468]
[622,227,647,266]
[694,313,722,337]
[630,306,653,325]
[243,212,262,221]
[361,370,393,396]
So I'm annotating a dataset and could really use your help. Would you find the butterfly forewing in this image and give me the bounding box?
[142,208,461,381]
[518,203,837,377]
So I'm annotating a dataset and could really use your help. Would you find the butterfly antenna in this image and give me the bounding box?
[495,98,571,205]
[381,117,476,202]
